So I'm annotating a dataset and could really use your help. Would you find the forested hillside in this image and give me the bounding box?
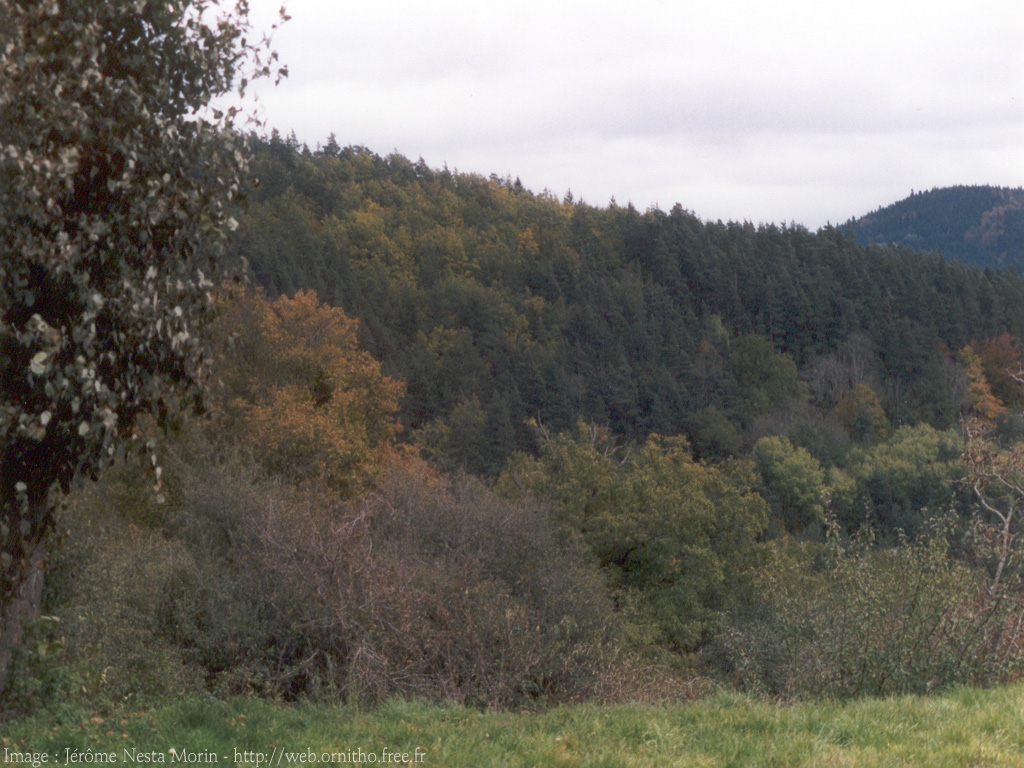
[11,130,1024,713]
[10,0,1024,725]
[849,185,1024,271]
[229,133,1024,476]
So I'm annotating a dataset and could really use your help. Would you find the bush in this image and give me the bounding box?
[231,460,642,707]
[21,435,658,710]
[137,454,651,708]
[3,617,77,715]
[19,477,208,710]
[498,428,769,653]
[719,520,1024,699]
[844,424,966,539]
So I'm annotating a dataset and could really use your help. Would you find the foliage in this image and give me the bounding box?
[685,405,743,461]
[36,438,642,709]
[722,523,1024,699]
[499,425,768,652]
[844,424,966,538]
[211,288,403,493]
[752,436,827,533]
[228,140,1024,475]
[727,335,808,422]
[2,616,77,715]
[8,464,209,712]
[959,344,1006,423]
[0,0,285,696]
[748,400,851,468]
[974,334,1024,408]
[10,61,1024,718]
[833,383,891,444]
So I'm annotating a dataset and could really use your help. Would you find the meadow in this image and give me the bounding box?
[4,684,1024,767]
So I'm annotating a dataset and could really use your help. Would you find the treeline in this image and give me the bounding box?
[229,134,1024,477]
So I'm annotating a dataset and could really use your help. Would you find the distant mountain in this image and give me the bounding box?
[848,185,1024,271]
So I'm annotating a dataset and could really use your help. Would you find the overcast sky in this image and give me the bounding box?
[243,0,1024,229]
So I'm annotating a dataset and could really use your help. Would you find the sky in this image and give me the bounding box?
[242,0,1024,229]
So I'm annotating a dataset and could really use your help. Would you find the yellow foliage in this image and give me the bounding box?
[516,228,540,259]
[211,288,404,494]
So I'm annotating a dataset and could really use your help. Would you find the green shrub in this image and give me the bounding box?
[753,435,827,533]
[720,521,1024,699]
[3,616,79,715]
[844,425,966,539]
[498,427,769,653]
[12,478,207,711]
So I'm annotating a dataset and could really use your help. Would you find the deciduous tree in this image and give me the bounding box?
[833,383,891,445]
[959,345,1005,423]
[499,424,768,651]
[0,0,284,694]
[753,436,826,532]
[963,418,1024,592]
[212,288,403,493]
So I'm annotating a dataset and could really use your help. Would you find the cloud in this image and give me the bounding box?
[246,0,1024,227]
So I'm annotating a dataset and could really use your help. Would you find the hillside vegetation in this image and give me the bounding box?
[231,135,1024,477]
[8,134,1024,721]
[849,185,1024,271]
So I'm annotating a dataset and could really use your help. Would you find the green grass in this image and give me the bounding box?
[4,685,1024,767]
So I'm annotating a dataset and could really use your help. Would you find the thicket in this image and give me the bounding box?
[16,443,662,712]
[722,523,1024,699]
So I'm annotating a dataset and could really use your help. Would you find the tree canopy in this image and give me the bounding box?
[227,138,1024,475]
[211,288,403,493]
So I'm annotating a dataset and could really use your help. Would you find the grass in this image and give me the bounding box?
[3,685,1024,766]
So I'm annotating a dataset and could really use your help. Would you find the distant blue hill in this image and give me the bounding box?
[847,185,1024,272]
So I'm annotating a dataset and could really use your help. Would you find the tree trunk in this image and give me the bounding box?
[0,541,46,699]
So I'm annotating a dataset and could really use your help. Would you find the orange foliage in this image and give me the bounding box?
[959,345,1005,423]
[212,288,404,493]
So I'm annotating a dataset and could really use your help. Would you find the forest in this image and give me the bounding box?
[10,10,1024,768]
[7,128,1024,714]
[233,134,1024,478]
[849,184,1024,272]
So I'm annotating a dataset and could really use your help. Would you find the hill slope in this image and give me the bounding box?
[227,138,1024,474]
[848,185,1024,270]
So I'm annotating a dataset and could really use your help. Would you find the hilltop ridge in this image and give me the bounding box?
[847,185,1024,270]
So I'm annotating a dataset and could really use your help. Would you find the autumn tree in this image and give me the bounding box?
[0,0,284,694]
[959,345,1006,423]
[975,334,1024,409]
[212,288,403,494]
